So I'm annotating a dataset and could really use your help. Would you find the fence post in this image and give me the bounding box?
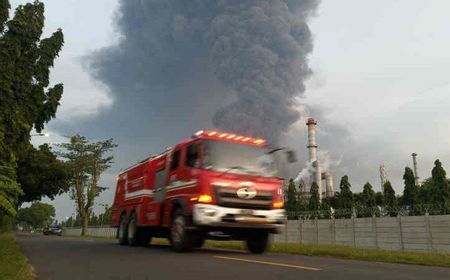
[332,218,336,245]
[397,215,404,252]
[372,215,378,249]
[299,218,303,245]
[352,216,356,247]
[284,220,288,244]
[315,217,319,245]
[424,212,433,253]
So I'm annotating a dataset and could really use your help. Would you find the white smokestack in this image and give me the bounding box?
[412,153,419,186]
[306,118,318,162]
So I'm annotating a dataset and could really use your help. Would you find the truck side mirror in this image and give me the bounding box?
[286,150,297,163]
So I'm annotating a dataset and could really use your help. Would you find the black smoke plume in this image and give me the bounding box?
[88,0,319,144]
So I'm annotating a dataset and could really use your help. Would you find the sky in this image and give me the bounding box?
[10,0,450,221]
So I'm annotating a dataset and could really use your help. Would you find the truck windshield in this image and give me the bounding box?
[201,139,277,177]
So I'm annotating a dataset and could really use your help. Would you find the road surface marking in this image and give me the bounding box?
[214,256,321,271]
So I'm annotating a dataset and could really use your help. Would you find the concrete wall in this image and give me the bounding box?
[273,214,450,254]
[64,226,116,238]
[63,214,450,254]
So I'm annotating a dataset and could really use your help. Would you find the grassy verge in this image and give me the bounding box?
[207,241,450,267]
[0,233,35,280]
[64,234,450,268]
[151,238,450,267]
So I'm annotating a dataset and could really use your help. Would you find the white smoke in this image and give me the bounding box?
[294,149,341,187]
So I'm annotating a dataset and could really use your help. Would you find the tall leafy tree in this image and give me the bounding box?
[402,167,419,207]
[361,182,376,207]
[16,144,69,203]
[419,177,433,204]
[431,159,450,212]
[0,0,64,219]
[16,202,55,229]
[57,135,116,236]
[308,182,320,211]
[285,179,298,219]
[383,181,397,216]
[296,180,308,211]
[0,165,23,224]
[338,175,353,209]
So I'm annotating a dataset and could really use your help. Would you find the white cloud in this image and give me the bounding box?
[50,55,114,122]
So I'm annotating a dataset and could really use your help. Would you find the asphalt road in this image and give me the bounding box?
[16,233,450,280]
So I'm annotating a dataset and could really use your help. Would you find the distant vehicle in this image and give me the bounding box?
[43,225,62,236]
[111,130,296,253]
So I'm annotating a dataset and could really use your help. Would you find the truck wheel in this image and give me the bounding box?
[170,209,193,252]
[127,212,140,246]
[118,214,128,245]
[246,231,269,254]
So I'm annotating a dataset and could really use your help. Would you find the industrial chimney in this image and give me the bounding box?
[306,118,318,162]
[411,153,419,186]
[306,118,323,198]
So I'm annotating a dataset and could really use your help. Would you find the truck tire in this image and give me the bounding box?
[118,213,128,245]
[170,209,193,252]
[127,212,141,246]
[246,231,269,254]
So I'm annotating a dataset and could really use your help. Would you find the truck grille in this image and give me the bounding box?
[214,186,273,210]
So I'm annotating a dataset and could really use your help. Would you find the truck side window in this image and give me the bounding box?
[170,150,181,171]
[155,168,166,189]
[185,143,198,168]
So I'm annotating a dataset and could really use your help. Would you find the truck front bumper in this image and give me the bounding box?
[192,204,286,232]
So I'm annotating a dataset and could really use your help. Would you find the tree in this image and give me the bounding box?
[0,0,64,220]
[0,165,22,216]
[375,191,384,206]
[402,167,419,208]
[98,204,112,226]
[419,178,433,204]
[296,180,308,211]
[16,144,69,203]
[57,135,116,236]
[361,182,376,207]
[383,181,397,216]
[285,179,298,219]
[431,159,450,212]
[17,202,55,229]
[338,175,353,209]
[308,182,320,211]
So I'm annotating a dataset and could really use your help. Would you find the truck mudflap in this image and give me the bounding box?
[192,204,285,232]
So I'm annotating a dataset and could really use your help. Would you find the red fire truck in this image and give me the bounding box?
[111,130,295,253]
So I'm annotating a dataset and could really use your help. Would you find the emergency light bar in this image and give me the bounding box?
[193,130,266,146]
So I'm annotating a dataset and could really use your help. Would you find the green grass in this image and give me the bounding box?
[151,238,450,268]
[0,233,35,280]
[66,234,450,268]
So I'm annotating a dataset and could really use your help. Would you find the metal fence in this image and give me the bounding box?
[64,225,116,238]
[63,212,450,255]
[274,214,450,254]
[287,204,450,220]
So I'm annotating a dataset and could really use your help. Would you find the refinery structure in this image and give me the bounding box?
[304,118,335,199]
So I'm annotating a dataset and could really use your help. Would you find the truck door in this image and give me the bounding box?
[153,167,167,203]
[166,147,182,189]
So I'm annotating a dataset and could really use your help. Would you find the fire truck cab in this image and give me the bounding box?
[111,130,295,253]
